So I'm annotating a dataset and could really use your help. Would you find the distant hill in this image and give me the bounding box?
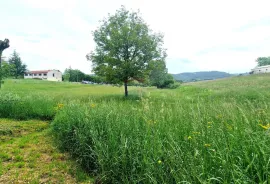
[172,71,234,82]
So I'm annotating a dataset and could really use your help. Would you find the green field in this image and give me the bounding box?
[1,75,270,183]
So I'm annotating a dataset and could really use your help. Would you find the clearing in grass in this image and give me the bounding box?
[0,119,92,183]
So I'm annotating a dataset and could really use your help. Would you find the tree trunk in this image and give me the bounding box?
[124,81,128,97]
[0,51,2,89]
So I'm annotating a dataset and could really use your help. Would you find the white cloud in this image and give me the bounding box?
[1,0,270,74]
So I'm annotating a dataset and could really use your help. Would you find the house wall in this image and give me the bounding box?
[24,73,48,79]
[24,70,62,81]
[252,65,270,74]
[47,70,62,81]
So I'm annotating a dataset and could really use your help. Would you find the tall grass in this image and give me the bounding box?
[0,92,55,120]
[52,96,270,183]
[1,75,270,182]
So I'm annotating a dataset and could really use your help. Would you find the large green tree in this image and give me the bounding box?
[8,50,27,79]
[256,57,270,66]
[87,6,167,96]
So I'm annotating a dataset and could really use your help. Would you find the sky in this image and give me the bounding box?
[1,0,270,74]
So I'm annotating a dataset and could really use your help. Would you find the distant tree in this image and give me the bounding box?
[63,72,70,82]
[86,6,167,96]
[148,60,167,88]
[63,67,87,82]
[8,50,27,79]
[161,74,176,88]
[256,57,270,66]
[148,60,178,88]
[90,75,106,83]
[1,60,15,79]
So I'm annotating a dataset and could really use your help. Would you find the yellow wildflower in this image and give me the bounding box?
[204,144,211,147]
[258,123,270,130]
[216,114,222,119]
[158,160,162,164]
[188,136,192,140]
[55,103,64,111]
[225,123,233,131]
[207,126,212,128]
[147,120,156,125]
[207,122,212,125]
[90,103,96,108]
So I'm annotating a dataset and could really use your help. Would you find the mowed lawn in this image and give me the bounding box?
[0,119,92,183]
[0,74,270,183]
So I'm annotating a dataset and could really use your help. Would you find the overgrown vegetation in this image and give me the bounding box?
[0,74,270,183]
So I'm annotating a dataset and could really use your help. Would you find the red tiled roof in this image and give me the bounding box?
[26,70,51,74]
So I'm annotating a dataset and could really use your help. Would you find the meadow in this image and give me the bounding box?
[0,75,270,183]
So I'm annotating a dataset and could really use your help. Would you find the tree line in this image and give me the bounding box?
[62,67,105,83]
[63,66,178,89]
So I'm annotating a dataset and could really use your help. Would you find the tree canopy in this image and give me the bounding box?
[63,67,86,82]
[1,60,15,79]
[87,6,167,96]
[256,57,270,66]
[8,50,27,79]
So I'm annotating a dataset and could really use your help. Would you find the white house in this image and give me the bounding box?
[251,65,270,74]
[24,70,62,81]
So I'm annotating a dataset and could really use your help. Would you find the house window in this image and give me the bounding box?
[39,74,42,76]
[34,74,37,76]
[44,74,47,76]
[53,73,55,77]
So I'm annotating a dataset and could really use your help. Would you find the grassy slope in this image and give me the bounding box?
[0,75,270,183]
[0,119,92,183]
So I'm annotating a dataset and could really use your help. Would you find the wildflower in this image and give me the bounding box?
[258,123,270,130]
[90,103,96,108]
[226,123,233,130]
[147,120,156,125]
[207,122,212,125]
[188,136,192,140]
[204,144,211,147]
[216,114,222,119]
[207,126,212,128]
[55,103,64,111]
[158,160,162,164]
[58,103,64,108]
